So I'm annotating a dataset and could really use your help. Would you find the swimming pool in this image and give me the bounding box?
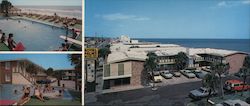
[0,84,24,101]
[0,17,73,51]
[0,84,73,101]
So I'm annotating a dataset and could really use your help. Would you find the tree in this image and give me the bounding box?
[26,63,37,76]
[202,72,218,101]
[98,47,111,63]
[0,0,12,17]
[211,63,230,99]
[240,56,250,96]
[46,67,54,76]
[68,54,82,91]
[144,52,158,90]
[175,52,188,70]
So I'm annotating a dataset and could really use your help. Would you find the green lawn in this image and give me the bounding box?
[24,98,81,106]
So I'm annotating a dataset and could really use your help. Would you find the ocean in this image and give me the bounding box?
[16,6,82,19]
[136,39,250,53]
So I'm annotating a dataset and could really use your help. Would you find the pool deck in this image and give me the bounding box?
[10,16,82,31]
[0,43,10,51]
[24,98,81,106]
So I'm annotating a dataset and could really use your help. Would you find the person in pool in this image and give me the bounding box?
[18,87,31,105]
[7,33,17,50]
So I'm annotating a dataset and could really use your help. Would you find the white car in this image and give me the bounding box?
[160,70,173,79]
[215,99,249,106]
[180,70,196,78]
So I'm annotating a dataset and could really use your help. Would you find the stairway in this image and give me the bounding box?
[12,73,33,85]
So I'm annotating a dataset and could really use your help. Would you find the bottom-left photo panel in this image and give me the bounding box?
[0,54,82,106]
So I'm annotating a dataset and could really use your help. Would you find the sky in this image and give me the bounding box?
[8,0,82,6]
[85,0,250,39]
[0,54,75,70]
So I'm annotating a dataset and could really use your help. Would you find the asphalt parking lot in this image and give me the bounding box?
[156,74,202,87]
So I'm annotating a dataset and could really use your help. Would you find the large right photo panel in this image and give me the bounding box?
[84,0,250,106]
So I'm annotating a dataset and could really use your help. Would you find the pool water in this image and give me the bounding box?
[0,84,73,101]
[0,84,24,101]
[0,18,73,51]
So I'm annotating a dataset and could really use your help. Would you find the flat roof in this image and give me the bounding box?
[107,43,248,63]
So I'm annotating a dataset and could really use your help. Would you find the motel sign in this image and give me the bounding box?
[85,48,98,59]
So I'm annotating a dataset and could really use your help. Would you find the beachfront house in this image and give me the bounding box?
[0,59,47,85]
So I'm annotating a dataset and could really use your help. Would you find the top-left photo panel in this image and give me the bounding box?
[0,0,82,51]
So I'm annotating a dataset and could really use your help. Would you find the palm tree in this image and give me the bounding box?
[175,52,188,70]
[98,46,111,63]
[240,55,250,96]
[68,54,82,91]
[46,67,54,76]
[144,52,158,90]
[211,63,230,99]
[202,72,218,101]
[0,0,12,17]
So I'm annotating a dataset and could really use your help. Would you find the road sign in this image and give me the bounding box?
[85,48,98,59]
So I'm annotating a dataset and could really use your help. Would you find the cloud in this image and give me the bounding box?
[216,0,250,8]
[242,0,250,4]
[101,13,150,21]
[217,1,227,7]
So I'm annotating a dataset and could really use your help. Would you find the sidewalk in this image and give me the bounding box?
[85,92,97,104]
[102,85,145,94]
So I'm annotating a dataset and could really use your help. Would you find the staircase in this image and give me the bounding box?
[12,67,36,85]
[12,73,33,85]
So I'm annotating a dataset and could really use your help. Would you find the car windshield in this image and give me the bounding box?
[221,102,230,106]
[198,88,205,92]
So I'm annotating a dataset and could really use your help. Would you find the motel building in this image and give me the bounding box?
[55,69,82,91]
[0,59,47,85]
[102,42,248,90]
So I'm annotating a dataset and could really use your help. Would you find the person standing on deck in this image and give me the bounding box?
[8,33,17,50]
[1,33,6,43]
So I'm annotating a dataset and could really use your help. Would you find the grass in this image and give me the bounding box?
[24,98,81,106]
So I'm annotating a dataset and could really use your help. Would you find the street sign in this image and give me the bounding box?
[85,48,98,59]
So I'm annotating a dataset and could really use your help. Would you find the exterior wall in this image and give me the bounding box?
[130,61,144,86]
[0,60,47,84]
[108,61,132,78]
[0,61,16,84]
[225,54,247,74]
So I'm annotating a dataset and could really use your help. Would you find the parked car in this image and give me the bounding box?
[180,70,196,78]
[189,87,217,100]
[215,99,249,106]
[224,80,250,91]
[246,97,250,104]
[160,70,173,79]
[172,71,181,77]
[194,70,208,79]
[154,75,163,83]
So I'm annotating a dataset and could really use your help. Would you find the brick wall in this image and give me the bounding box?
[226,53,247,74]
[131,61,144,86]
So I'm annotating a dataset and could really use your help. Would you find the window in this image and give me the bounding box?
[104,64,110,77]
[5,73,11,82]
[118,64,124,75]
[5,62,10,70]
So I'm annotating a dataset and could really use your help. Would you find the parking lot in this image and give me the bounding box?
[156,75,202,87]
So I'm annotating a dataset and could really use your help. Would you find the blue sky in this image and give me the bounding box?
[86,0,250,39]
[0,54,75,70]
[8,0,81,6]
